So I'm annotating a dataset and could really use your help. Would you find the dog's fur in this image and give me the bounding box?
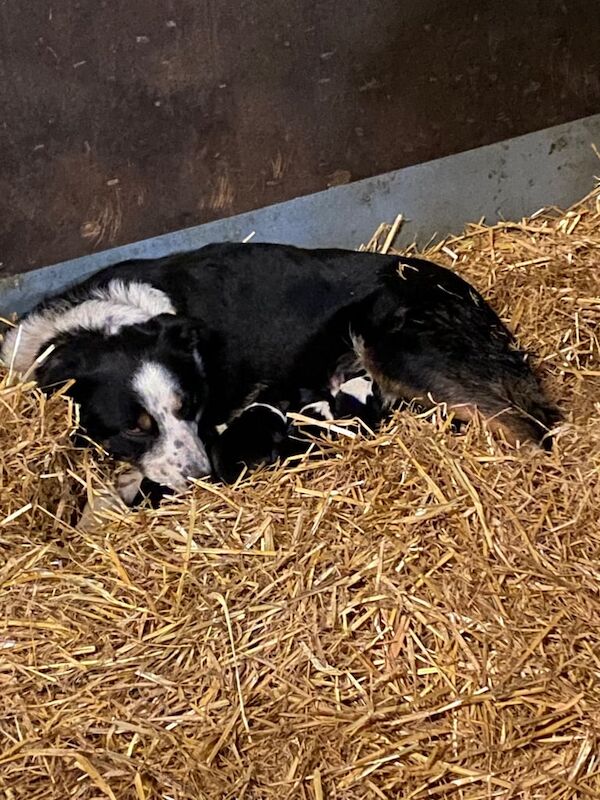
[1,243,559,495]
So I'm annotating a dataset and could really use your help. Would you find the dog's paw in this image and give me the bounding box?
[76,492,126,533]
[116,468,145,505]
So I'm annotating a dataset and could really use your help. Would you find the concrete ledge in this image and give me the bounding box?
[2,113,599,316]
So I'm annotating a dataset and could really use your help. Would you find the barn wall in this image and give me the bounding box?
[1,0,599,277]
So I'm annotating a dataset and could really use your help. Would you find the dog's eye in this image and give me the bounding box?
[126,411,155,436]
[137,411,154,431]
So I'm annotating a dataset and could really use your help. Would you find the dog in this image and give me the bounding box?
[0,243,559,502]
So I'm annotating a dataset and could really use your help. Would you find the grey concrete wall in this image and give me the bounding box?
[1,113,599,316]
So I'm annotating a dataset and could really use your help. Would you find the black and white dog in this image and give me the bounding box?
[1,243,558,500]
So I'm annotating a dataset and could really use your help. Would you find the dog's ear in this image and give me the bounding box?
[34,341,91,396]
[152,314,212,367]
[155,314,207,349]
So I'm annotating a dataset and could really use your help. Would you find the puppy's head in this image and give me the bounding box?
[35,314,213,491]
[210,403,289,484]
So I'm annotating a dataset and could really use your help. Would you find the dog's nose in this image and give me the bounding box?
[184,459,211,480]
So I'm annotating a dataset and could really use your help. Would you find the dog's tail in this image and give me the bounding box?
[366,349,560,449]
[479,370,561,449]
[461,371,560,449]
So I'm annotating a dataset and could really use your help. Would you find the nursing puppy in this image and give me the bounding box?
[0,243,558,501]
[210,372,384,484]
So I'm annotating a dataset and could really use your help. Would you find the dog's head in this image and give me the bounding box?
[34,314,213,491]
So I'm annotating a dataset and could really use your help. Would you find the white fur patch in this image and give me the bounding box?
[116,468,145,505]
[339,375,373,405]
[244,402,287,424]
[1,280,175,373]
[133,361,210,491]
[299,400,334,421]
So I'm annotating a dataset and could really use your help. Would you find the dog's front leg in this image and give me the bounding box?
[76,467,144,532]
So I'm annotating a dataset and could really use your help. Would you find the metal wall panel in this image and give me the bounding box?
[1,0,599,276]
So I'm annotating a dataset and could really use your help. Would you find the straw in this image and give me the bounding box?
[0,185,599,799]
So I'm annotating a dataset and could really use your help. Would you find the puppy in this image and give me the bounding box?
[209,403,289,485]
[210,373,386,484]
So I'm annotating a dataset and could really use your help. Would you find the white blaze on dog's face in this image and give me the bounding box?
[132,361,211,491]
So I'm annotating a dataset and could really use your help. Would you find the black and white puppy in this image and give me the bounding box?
[210,372,385,484]
[1,243,559,502]
[209,403,290,485]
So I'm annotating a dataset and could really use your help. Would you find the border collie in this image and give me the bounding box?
[0,243,558,499]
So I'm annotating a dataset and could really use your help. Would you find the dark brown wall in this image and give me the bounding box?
[1,0,599,277]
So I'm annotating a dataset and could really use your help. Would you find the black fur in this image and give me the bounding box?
[209,374,387,484]
[209,405,289,484]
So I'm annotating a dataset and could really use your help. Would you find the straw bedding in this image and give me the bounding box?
[0,188,599,800]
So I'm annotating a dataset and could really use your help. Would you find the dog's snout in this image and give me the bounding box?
[139,419,212,491]
[184,459,211,480]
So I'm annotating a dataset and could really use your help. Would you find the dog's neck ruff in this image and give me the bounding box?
[1,279,176,373]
